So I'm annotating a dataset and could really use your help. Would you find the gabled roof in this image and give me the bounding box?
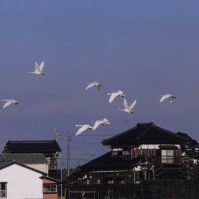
[80,151,140,170]
[0,153,47,164]
[102,122,197,147]
[0,160,46,175]
[3,140,61,154]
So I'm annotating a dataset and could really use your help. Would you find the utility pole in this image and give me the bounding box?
[52,128,62,140]
[60,157,63,199]
[52,128,62,197]
[67,132,71,177]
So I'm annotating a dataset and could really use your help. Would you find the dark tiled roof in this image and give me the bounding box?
[0,160,13,168]
[80,151,140,170]
[102,122,197,147]
[176,132,198,145]
[0,153,47,164]
[3,140,61,154]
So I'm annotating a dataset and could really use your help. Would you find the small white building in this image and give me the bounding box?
[0,161,45,199]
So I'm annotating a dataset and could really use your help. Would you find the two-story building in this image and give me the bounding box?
[77,122,199,185]
[2,140,61,176]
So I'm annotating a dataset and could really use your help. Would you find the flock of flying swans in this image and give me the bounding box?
[75,118,111,136]
[75,81,176,136]
[1,63,176,136]
[0,61,45,109]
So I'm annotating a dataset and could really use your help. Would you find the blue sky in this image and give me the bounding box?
[0,1,199,168]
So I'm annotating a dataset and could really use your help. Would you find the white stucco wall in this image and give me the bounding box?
[0,164,43,199]
[26,163,48,174]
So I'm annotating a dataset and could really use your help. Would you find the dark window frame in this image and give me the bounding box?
[0,182,7,198]
[43,184,57,194]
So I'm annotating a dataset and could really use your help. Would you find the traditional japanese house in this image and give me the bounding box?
[78,122,198,184]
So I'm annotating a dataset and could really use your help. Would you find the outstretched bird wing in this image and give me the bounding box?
[38,61,44,72]
[92,120,103,131]
[129,100,137,110]
[2,100,12,108]
[75,125,91,136]
[34,61,40,73]
[160,94,170,103]
[108,93,118,103]
[123,98,128,109]
[85,82,96,90]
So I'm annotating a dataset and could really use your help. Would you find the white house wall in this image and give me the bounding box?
[26,163,48,174]
[0,164,43,199]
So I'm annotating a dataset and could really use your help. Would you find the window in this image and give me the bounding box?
[123,150,130,155]
[43,184,57,193]
[112,148,123,157]
[0,182,7,198]
[47,157,57,170]
[161,150,174,163]
[141,149,155,156]
[122,150,131,159]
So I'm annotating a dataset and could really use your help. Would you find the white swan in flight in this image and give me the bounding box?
[117,98,137,114]
[159,94,176,103]
[26,61,45,75]
[0,99,19,108]
[75,124,93,136]
[107,90,125,103]
[92,118,111,131]
[85,82,102,90]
